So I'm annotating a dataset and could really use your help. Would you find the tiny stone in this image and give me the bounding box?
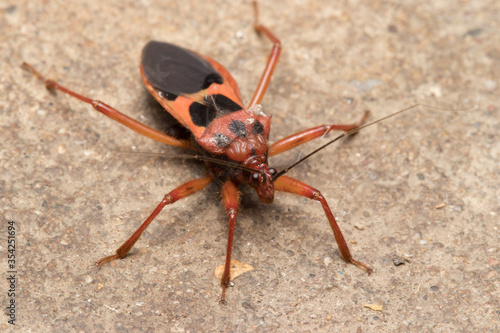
[393,257,406,266]
[324,257,334,267]
[57,145,67,154]
[435,202,446,209]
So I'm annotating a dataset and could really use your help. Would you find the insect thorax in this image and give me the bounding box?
[225,134,268,163]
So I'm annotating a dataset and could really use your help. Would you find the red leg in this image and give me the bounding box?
[248,1,282,108]
[268,110,369,157]
[21,62,191,149]
[219,180,240,304]
[274,175,372,274]
[97,175,213,266]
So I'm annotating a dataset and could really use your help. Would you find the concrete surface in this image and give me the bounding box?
[1,0,499,332]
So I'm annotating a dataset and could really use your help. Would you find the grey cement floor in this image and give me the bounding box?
[1,0,499,332]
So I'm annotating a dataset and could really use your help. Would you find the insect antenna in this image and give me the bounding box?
[172,154,265,174]
[272,103,471,181]
[115,150,263,174]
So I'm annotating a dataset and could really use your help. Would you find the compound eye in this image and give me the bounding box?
[269,168,277,175]
[252,173,260,182]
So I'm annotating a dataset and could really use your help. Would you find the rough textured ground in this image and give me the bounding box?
[1,0,499,332]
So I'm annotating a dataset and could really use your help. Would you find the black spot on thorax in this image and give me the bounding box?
[214,133,231,148]
[252,121,264,135]
[229,120,247,137]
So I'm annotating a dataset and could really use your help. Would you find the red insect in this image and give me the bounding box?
[22,3,372,302]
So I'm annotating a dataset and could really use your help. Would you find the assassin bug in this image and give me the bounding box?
[23,2,376,302]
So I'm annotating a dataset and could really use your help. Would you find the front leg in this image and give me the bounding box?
[274,175,372,274]
[268,110,369,156]
[97,176,213,266]
[219,180,240,304]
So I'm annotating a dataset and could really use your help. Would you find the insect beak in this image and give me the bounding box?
[256,176,275,204]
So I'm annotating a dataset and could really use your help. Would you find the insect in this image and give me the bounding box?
[23,2,375,302]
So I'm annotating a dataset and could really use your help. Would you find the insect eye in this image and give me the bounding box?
[252,173,260,181]
[269,168,276,175]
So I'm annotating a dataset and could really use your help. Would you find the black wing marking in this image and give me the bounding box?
[141,41,223,96]
[189,94,244,127]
